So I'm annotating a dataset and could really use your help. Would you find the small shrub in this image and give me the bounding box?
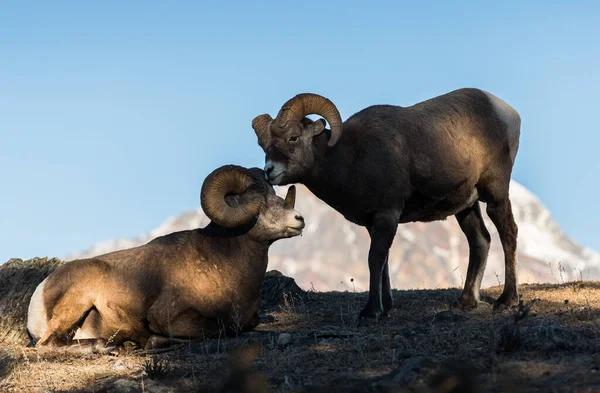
[142,354,171,379]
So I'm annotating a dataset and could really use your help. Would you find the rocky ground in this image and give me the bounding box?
[1,258,600,392]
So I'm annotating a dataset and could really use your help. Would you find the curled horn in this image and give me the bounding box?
[201,165,263,228]
[252,114,273,141]
[284,185,296,208]
[274,93,343,147]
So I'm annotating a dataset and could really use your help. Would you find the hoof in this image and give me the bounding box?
[453,299,482,311]
[92,340,117,355]
[382,298,394,317]
[35,335,51,347]
[382,303,395,318]
[358,307,382,327]
[145,335,168,350]
[492,303,511,314]
[357,317,379,328]
[493,291,519,311]
[456,293,482,310]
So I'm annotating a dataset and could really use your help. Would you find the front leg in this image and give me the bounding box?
[381,255,393,317]
[359,212,399,324]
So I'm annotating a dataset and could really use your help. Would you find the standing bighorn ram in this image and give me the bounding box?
[27,165,305,349]
[252,88,521,322]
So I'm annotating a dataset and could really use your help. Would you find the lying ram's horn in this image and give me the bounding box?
[275,93,343,147]
[201,165,263,228]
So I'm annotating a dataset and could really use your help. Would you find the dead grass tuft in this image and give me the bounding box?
[142,354,171,380]
[0,346,17,380]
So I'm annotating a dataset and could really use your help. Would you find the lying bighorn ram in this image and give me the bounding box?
[252,89,521,322]
[27,165,305,349]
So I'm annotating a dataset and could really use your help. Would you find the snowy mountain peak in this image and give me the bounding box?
[67,180,599,291]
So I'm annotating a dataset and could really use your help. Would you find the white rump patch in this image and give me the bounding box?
[27,278,49,342]
[483,90,521,163]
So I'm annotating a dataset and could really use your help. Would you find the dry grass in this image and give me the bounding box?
[2,281,600,392]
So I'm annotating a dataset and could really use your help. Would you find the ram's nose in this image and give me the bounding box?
[294,213,305,229]
[264,162,274,176]
[263,160,283,184]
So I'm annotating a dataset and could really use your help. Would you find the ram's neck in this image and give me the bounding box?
[202,219,258,237]
[198,223,271,289]
[231,239,270,312]
[301,133,351,211]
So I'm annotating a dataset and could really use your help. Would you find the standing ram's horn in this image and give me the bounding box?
[252,114,273,141]
[274,93,343,147]
[201,165,264,228]
[284,185,296,208]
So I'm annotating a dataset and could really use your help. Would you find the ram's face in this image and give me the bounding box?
[252,184,305,241]
[257,118,326,185]
[251,93,343,185]
[201,166,304,241]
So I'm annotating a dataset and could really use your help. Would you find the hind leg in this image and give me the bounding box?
[455,202,491,309]
[486,198,519,309]
[37,296,94,346]
[145,316,228,350]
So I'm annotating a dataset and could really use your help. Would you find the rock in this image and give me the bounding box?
[260,270,305,311]
[0,257,65,345]
[277,333,292,346]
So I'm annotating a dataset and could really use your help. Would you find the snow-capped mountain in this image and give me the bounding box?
[67,181,600,292]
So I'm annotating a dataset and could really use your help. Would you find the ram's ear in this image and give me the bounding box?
[284,185,296,208]
[303,118,326,137]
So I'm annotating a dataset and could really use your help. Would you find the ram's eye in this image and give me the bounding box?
[289,136,299,143]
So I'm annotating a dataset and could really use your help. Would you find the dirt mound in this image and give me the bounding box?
[260,270,305,311]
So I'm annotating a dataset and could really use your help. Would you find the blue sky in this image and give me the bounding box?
[1,1,599,263]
